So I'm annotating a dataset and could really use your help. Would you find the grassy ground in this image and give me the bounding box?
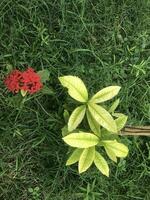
[0,0,150,199]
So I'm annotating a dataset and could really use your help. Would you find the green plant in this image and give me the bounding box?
[59,75,128,176]
[28,187,41,200]
[0,0,149,199]
[76,179,101,200]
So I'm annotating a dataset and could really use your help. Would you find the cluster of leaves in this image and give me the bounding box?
[59,76,128,176]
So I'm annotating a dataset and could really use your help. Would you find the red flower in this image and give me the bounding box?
[20,68,43,94]
[4,70,22,93]
[4,67,43,94]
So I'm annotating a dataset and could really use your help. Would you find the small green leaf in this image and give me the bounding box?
[6,64,13,73]
[112,113,124,118]
[63,109,70,123]
[109,99,120,113]
[86,110,101,137]
[94,151,109,177]
[115,114,128,131]
[78,147,95,173]
[38,69,50,83]
[28,188,34,193]
[66,149,83,166]
[63,132,99,148]
[68,105,86,132]
[20,89,27,97]
[101,129,119,140]
[90,86,121,103]
[88,103,117,133]
[61,125,69,137]
[102,140,129,158]
[41,86,54,95]
[59,76,88,102]
[104,147,117,162]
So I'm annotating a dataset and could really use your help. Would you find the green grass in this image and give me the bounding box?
[0,0,150,199]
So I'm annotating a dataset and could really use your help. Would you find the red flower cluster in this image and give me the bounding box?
[4,67,43,94]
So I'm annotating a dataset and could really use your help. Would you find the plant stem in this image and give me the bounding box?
[120,126,150,136]
[14,96,27,123]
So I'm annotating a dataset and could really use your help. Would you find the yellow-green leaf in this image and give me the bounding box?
[21,89,27,97]
[88,103,117,133]
[68,105,86,132]
[86,110,101,137]
[59,76,88,102]
[63,132,99,148]
[78,147,95,173]
[90,86,121,103]
[112,113,125,118]
[66,149,83,166]
[115,114,128,131]
[109,99,120,113]
[104,146,117,162]
[94,151,109,177]
[103,140,129,158]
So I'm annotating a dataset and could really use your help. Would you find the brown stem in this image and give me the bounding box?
[120,126,150,136]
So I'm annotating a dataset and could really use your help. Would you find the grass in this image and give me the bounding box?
[0,0,150,199]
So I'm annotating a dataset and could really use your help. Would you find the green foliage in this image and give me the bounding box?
[68,105,86,132]
[90,86,121,103]
[79,147,95,173]
[104,146,117,163]
[103,140,129,158]
[66,148,83,166]
[28,187,41,200]
[0,0,149,199]
[76,179,102,200]
[59,76,88,102]
[86,110,101,137]
[88,103,117,133]
[63,132,99,148]
[20,89,27,97]
[94,151,109,177]
[109,99,120,113]
[115,114,128,131]
[37,69,50,83]
[63,109,70,123]
[60,76,129,176]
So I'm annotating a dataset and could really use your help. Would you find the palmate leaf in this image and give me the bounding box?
[94,151,109,177]
[88,103,117,133]
[78,147,95,173]
[86,110,101,137]
[59,76,88,102]
[103,140,129,158]
[68,105,86,132]
[63,132,99,148]
[66,148,83,166]
[90,86,121,103]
